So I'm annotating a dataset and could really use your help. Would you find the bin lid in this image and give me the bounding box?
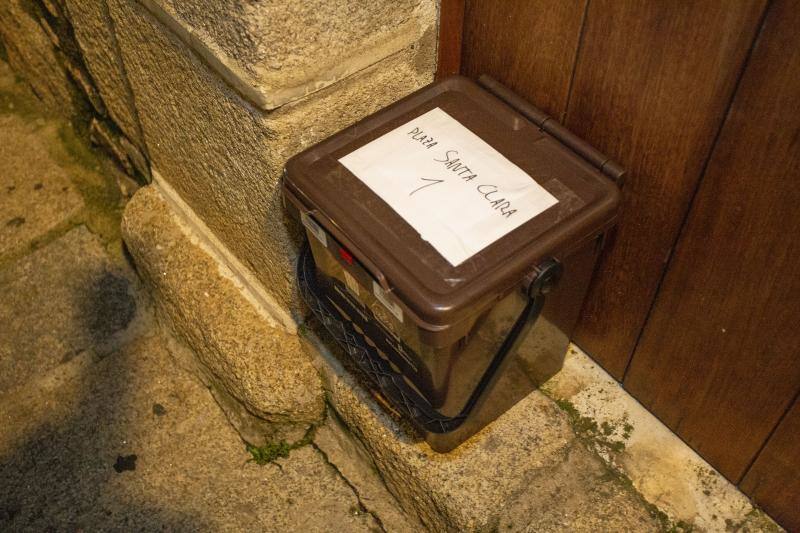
[284,76,620,328]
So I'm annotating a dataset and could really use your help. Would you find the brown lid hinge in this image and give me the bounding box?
[477,75,626,186]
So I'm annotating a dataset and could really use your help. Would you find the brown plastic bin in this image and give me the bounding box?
[283,75,621,452]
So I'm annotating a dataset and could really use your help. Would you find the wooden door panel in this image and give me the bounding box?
[437,0,465,79]
[460,0,587,119]
[741,397,800,531]
[625,0,800,482]
[565,0,766,378]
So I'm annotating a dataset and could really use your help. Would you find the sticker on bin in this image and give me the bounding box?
[373,281,403,322]
[343,270,360,296]
[301,212,327,247]
[338,107,558,266]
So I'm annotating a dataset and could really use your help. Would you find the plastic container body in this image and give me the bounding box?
[298,217,602,451]
[283,76,621,451]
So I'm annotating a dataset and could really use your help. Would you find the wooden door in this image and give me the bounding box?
[463,0,766,379]
[561,0,766,378]
[455,0,799,528]
[741,397,800,532]
[461,0,587,119]
[625,0,800,482]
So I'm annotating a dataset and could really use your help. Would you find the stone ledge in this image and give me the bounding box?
[544,345,781,532]
[117,180,778,530]
[304,333,659,532]
[139,0,437,110]
[121,184,325,443]
[119,178,662,531]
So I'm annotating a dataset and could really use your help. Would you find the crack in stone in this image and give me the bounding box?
[310,441,388,533]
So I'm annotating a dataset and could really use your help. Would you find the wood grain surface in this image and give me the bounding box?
[565,0,766,379]
[625,0,800,482]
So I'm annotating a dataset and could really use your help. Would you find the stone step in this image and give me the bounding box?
[308,334,661,532]
[0,226,143,395]
[121,184,325,445]
[120,182,665,532]
[121,180,782,532]
[0,111,84,264]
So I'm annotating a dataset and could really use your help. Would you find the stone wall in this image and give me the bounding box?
[0,0,438,317]
[0,0,150,183]
[107,0,437,316]
[0,0,439,442]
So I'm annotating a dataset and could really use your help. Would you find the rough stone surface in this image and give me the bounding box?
[0,226,143,395]
[0,0,82,117]
[315,408,422,533]
[150,0,436,109]
[0,114,84,260]
[0,332,381,532]
[113,171,695,531]
[113,141,774,531]
[0,24,134,247]
[501,441,660,532]
[544,345,783,532]
[108,0,436,315]
[121,184,325,440]
[118,179,663,531]
[306,335,660,532]
[63,0,146,148]
[0,67,395,532]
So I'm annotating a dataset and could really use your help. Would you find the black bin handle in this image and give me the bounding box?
[298,242,561,434]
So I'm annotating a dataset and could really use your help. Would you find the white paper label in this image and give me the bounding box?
[338,107,558,266]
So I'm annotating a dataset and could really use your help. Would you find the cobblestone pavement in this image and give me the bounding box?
[0,59,393,532]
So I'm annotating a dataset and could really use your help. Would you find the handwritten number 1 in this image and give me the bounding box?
[409,177,444,196]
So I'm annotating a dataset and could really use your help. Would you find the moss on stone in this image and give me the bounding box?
[723,507,782,533]
[297,323,310,338]
[622,422,634,440]
[549,395,704,532]
[553,398,627,455]
[247,441,293,465]
[0,74,46,122]
[1,63,126,262]
[54,124,124,243]
[246,424,317,466]
[574,423,780,532]
[600,463,695,533]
